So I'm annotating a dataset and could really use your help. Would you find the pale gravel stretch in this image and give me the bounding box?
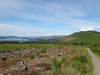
[87,48,100,75]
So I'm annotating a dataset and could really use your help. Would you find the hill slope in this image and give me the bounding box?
[59,31,100,43]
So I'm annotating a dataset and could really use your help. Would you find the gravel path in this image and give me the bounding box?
[87,48,100,75]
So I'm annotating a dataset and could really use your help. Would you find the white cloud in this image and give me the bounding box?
[25,33,29,36]
[0,24,31,36]
[87,27,94,31]
[0,24,70,36]
[80,27,87,31]
[80,27,94,31]
[0,0,100,36]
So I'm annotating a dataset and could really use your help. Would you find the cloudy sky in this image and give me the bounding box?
[0,0,100,36]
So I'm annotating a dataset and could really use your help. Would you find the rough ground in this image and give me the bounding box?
[87,48,100,75]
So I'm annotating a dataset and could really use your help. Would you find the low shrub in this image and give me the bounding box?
[20,69,25,72]
[29,55,35,59]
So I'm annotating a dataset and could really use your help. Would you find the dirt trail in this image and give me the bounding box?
[87,48,100,75]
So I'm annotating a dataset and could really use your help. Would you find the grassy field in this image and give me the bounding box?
[0,44,93,75]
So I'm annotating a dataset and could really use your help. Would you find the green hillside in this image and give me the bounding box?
[59,31,100,43]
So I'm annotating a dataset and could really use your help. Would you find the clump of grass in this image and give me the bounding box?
[40,49,46,53]
[20,69,25,72]
[5,48,10,52]
[52,58,61,75]
[52,56,67,75]
[52,58,61,68]
[29,55,35,59]
[57,54,61,56]
[61,56,66,63]
[60,64,81,75]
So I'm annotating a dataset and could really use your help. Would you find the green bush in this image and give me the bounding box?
[29,55,35,59]
[41,49,46,53]
[52,58,60,68]
[57,54,61,56]
[20,69,25,72]
[5,48,10,52]
[61,56,66,62]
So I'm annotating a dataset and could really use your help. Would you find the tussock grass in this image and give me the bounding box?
[52,47,93,75]
[60,64,80,75]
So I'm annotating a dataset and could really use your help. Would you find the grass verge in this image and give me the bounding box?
[90,43,100,57]
[52,48,93,75]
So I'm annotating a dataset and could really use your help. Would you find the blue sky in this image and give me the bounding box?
[0,0,100,36]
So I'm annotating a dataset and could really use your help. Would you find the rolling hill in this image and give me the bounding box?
[59,31,100,43]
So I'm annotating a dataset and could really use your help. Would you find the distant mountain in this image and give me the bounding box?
[31,35,67,40]
[59,31,100,43]
[0,35,66,41]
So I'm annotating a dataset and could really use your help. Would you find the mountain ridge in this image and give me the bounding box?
[59,30,100,43]
[0,35,67,41]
